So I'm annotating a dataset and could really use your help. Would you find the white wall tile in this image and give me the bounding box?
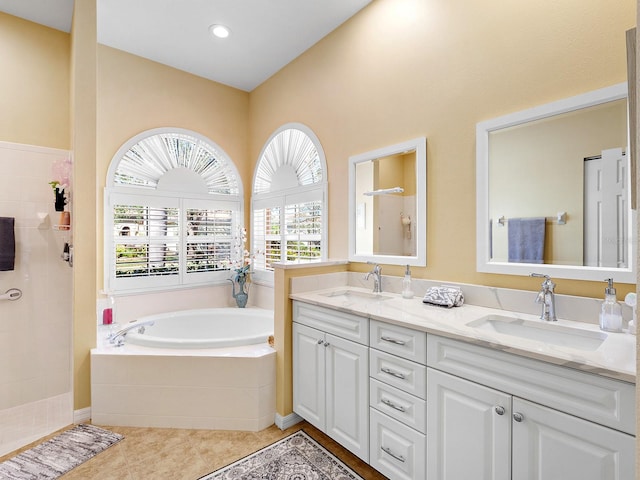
[0,142,73,456]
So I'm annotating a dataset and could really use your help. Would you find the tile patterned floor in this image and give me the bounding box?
[0,421,388,480]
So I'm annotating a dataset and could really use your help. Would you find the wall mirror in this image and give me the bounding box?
[476,83,636,283]
[349,137,426,266]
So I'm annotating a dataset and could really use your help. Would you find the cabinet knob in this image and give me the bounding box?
[513,412,524,422]
[317,339,324,345]
[494,406,505,415]
[324,341,330,347]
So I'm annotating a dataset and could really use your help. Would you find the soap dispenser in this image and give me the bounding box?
[599,278,623,333]
[402,264,414,299]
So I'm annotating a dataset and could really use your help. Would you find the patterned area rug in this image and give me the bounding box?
[0,424,123,480]
[200,430,364,480]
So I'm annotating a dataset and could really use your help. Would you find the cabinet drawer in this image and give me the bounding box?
[370,349,427,399]
[370,408,426,480]
[293,301,368,345]
[427,334,636,435]
[370,320,426,363]
[370,378,426,433]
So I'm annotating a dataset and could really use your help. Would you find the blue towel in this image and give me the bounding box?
[508,217,545,264]
[0,217,15,271]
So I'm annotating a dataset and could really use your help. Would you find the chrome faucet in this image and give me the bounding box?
[108,320,155,346]
[365,263,382,293]
[531,273,557,321]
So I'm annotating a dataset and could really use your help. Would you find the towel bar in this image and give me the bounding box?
[498,212,566,226]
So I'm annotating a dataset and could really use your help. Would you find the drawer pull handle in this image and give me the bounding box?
[381,446,406,463]
[381,397,406,412]
[381,367,406,379]
[495,406,505,416]
[513,412,524,423]
[381,336,406,345]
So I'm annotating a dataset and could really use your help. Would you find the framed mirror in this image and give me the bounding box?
[349,137,426,266]
[476,83,636,282]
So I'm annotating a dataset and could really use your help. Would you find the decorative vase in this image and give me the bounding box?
[54,188,67,212]
[229,275,249,308]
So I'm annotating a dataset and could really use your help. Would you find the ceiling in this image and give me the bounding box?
[0,0,371,92]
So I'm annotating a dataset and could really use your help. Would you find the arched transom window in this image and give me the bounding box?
[105,128,243,292]
[251,124,327,273]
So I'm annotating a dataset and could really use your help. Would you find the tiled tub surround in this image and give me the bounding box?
[290,272,635,382]
[91,343,276,431]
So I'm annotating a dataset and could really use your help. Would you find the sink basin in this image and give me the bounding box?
[320,289,394,302]
[466,315,607,351]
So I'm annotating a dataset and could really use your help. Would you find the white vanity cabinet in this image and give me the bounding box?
[292,301,369,461]
[427,335,635,480]
[369,320,427,480]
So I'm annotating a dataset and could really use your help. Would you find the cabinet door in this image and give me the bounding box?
[512,398,635,480]
[427,368,511,480]
[292,322,325,431]
[325,333,369,462]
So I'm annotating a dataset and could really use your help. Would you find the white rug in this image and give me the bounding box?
[200,430,364,480]
[0,424,123,479]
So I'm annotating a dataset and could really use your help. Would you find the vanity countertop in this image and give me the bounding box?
[290,286,636,384]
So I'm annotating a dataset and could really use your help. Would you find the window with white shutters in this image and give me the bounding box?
[105,129,242,292]
[251,124,327,279]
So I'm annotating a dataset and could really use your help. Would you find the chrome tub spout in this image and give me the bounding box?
[108,319,155,346]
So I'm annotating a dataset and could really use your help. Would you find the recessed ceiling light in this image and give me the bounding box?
[209,24,230,39]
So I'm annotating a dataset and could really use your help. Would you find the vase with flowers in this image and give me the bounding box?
[49,180,68,212]
[49,157,72,214]
[227,227,251,308]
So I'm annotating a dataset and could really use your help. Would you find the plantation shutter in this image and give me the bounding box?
[184,199,237,282]
[253,205,282,271]
[284,200,322,262]
[111,194,180,289]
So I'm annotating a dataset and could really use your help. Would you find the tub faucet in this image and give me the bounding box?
[531,273,557,321]
[365,263,383,293]
[108,320,155,346]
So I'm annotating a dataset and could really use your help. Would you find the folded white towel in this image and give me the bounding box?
[423,286,464,308]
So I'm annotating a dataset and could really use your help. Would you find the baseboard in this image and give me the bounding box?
[74,407,91,424]
[275,412,303,430]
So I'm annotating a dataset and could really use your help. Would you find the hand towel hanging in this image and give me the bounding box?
[0,217,16,271]
[508,217,545,264]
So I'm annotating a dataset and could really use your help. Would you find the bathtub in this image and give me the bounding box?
[125,307,273,348]
[90,307,276,431]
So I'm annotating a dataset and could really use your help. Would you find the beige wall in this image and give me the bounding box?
[71,0,98,413]
[0,12,70,149]
[250,0,636,299]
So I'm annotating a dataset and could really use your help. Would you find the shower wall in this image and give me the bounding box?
[0,141,73,456]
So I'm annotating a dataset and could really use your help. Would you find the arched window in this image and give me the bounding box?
[251,124,327,274]
[105,128,243,292]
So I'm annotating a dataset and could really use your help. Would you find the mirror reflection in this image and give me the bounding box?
[355,151,416,256]
[476,83,636,282]
[349,137,426,266]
